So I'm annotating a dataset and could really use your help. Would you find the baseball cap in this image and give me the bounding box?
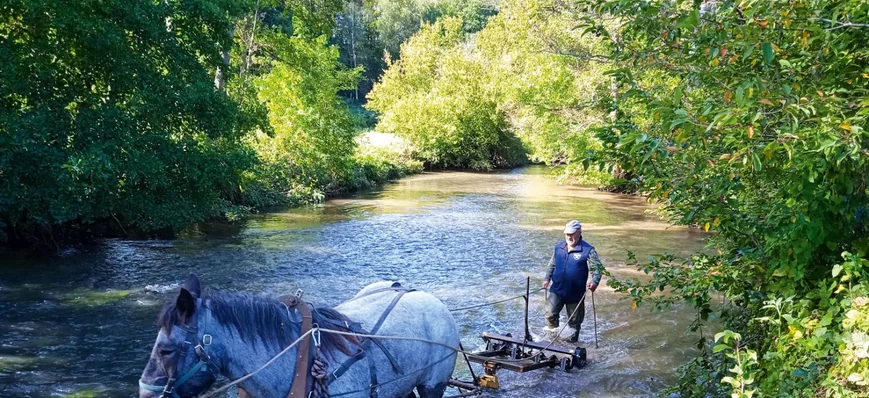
[563,220,582,234]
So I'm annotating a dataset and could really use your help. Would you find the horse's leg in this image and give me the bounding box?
[415,382,447,398]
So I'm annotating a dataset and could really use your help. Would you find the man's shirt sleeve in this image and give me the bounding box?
[588,248,603,285]
[543,254,555,281]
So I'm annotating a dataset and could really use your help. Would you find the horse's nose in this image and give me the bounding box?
[138,389,161,398]
[138,378,167,398]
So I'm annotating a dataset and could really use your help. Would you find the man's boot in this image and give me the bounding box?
[569,330,580,342]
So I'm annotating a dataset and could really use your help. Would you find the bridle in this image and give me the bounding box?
[139,299,220,398]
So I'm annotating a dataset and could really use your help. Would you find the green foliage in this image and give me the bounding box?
[369,0,613,174]
[255,32,360,186]
[331,0,499,99]
[580,0,869,395]
[333,1,384,99]
[426,0,499,34]
[368,17,526,169]
[349,140,424,190]
[0,0,421,247]
[371,0,497,60]
[475,0,611,180]
[715,330,759,398]
[0,0,259,246]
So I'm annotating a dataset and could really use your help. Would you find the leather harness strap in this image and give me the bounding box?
[329,285,413,398]
[239,286,409,398]
[280,295,314,398]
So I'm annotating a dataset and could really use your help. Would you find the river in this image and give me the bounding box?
[0,166,708,397]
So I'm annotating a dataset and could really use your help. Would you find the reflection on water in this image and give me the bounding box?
[0,166,707,397]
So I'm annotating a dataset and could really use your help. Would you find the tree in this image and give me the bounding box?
[575,0,869,395]
[476,0,611,181]
[0,0,259,246]
[334,1,383,99]
[368,17,525,169]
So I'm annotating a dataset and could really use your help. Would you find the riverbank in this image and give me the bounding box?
[0,135,423,251]
[1,131,610,252]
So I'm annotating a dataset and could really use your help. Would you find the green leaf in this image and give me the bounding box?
[713,344,730,353]
[742,43,755,60]
[832,263,842,277]
[677,10,700,29]
[762,43,774,64]
[673,87,683,106]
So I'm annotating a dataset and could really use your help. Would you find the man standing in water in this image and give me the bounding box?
[542,220,603,342]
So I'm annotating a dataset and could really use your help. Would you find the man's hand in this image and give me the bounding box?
[542,280,550,289]
[587,282,598,292]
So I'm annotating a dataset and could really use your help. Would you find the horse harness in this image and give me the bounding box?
[253,283,413,398]
[140,286,410,398]
[139,299,220,398]
[327,284,412,398]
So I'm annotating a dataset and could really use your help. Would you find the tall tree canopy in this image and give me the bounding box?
[0,0,417,247]
[367,0,610,174]
[0,0,258,243]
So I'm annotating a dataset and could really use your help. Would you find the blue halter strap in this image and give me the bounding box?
[139,299,218,398]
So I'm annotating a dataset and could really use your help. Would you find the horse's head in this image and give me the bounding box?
[139,274,218,398]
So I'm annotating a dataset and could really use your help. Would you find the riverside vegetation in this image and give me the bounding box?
[0,0,425,247]
[2,0,868,396]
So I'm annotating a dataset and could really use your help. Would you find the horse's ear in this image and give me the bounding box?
[176,288,196,322]
[182,274,201,298]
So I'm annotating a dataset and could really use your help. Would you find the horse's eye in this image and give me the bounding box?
[160,349,176,357]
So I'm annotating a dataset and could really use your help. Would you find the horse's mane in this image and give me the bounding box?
[158,292,359,355]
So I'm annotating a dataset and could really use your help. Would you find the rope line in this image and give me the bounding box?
[444,387,484,398]
[196,286,578,398]
[197,328,314,398]
[448,287,545,312]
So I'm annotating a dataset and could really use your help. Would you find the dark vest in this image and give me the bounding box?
[550,240,593,302]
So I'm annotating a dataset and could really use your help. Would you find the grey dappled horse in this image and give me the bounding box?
[139,275,459,398]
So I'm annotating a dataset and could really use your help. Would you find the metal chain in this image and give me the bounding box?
[310,353,330,398]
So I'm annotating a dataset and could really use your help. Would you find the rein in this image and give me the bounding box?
[139,299,219,398]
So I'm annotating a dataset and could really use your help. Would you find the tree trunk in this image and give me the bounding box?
[351,10,359,100]
[214,26,234,92]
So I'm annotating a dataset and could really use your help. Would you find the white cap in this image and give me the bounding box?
[563,220,582,234]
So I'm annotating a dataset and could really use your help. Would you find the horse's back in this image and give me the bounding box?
[338,281,458,342]
[333,282,459,396]
[350,280,403,299]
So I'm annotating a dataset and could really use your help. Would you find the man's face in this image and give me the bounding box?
[565,231,581,247]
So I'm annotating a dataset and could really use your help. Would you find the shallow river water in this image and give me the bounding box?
[0,167,708,397]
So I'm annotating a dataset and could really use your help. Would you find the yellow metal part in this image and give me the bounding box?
[478,374,500,389]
